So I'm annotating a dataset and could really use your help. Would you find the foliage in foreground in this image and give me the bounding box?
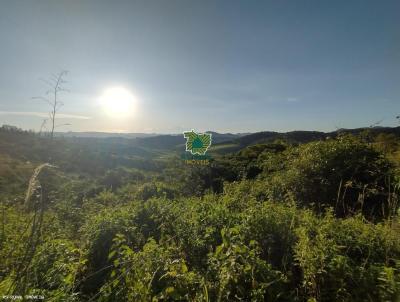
[1,195,399,301]
[0,130,400,301]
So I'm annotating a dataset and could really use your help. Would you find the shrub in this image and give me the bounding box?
[206,227,289,301]
[294,212,400,301]
[80,205,142,295]
[263,135,396,219]
[101,235,201,301]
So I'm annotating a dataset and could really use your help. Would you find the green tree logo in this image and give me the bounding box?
[183,130,212,155]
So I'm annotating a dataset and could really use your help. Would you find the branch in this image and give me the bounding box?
[33,70,69,140]
[31,96,53,106]
[39,77,57,88]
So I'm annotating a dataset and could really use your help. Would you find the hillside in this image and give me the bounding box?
[210,126,400,154]
[0,125,399,301]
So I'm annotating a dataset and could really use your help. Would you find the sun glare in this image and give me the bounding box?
[99,86,136,118]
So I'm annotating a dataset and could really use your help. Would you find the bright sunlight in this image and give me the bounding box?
[99,86,136,118]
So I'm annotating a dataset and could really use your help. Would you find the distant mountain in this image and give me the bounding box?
[69,127,399,155]
[330,126,400,137]
[54,131,248,142]
[136,134,185,150]
[55,131,157,139]
[205,131,249,143]
[232,130,327,147]
[2,125,400,163]
[135,131,247,151]
[210,126,400,154]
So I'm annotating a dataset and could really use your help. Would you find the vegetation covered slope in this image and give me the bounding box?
[0,125,399,301]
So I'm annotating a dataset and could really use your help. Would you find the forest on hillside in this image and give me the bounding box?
[0,125,399,301]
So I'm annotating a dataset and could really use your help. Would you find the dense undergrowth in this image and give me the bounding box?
[0,126,399,301]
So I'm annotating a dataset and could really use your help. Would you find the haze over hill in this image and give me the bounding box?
[5,124,400,159]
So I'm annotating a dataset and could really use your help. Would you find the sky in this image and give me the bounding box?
[0,0,399,134]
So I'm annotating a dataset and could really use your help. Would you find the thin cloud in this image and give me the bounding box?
[0,111,91,120]
[287,97,299,103]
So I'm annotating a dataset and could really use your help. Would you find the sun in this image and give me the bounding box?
[99,86,136,118]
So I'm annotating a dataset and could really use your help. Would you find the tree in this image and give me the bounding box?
[33,70,69,140]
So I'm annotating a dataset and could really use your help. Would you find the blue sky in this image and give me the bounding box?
[0,0,399,133]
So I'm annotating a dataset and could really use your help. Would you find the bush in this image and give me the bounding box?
[294,211,400,301]
[80,205,142,295]
[206,227,289,301]
[263,135,397,219]
[101,236,202,302]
